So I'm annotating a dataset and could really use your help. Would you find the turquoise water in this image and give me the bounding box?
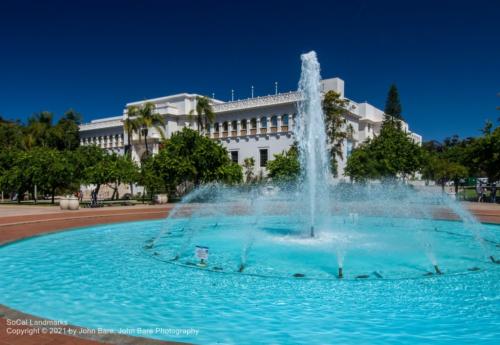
[0,217,499,344]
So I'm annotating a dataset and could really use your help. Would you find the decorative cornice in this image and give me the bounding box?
[79,119,123,131]
[213,92,302,113]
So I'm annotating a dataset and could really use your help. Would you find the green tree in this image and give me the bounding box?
[124,107,141,157]
[138,156,164,199]
[384,84,404,122]
[136,102,165,158]
[342,147,379,182]
[267,146,300,182]
[243,157,255,182]
[51,109,82,150]
[468,121,500,182]
[151,128,242,196]
[0,118,24,151]
[322,91,353,176]
[421,153,468,192]
[26,148,75,203]
[345,122,424,181]
[0,148,75,203]
[189,96,215,134]
[82,152,139,200]
[25,111,54,148]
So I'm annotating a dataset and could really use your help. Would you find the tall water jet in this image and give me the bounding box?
[296,51,331,237]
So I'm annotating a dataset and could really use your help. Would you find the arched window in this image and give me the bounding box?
[231,120,237,131]
[214,122,220,132]
[250,118,257,129]
[282,114,289,126]
[223,121,229,132]
[260,117,267,128]
[241,119,247,130]
[271,115,278,127]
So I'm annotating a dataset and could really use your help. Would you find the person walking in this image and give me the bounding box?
[476,182,483,202]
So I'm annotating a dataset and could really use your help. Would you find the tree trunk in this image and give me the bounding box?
[95,184,101,199]
[51,187,56,204]
[127,129,132,157]
[144,131,149,156]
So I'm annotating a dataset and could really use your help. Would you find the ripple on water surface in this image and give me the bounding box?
[0,219,499,345]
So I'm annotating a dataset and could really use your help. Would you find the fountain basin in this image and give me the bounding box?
[0,218,498,344]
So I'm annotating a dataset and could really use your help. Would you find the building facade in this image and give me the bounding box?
[79,77,422,179]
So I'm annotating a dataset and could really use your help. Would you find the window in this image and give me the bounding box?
[282,114,289,126]
[259,149,268,167]
[250,118,257,129]
[231,151,239,163]
[231,120,237,131]
[260,117,267,128]
[206,123,211,132]
[271,116,277,127]
[223,121,228,132]
[241,119,247,130]
[214,123,220,132]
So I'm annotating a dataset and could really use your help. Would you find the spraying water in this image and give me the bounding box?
[145,51,498,279]
[296,51,332,237]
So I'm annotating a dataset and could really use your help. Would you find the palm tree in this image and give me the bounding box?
[136,102,165,158]
[189,96,215,134]
[26,111,54,147]
[124,106,141,158]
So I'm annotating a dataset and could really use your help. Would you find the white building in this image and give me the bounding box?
[79,77,422,179]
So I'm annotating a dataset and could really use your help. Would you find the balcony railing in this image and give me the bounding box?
[207,127,291,139]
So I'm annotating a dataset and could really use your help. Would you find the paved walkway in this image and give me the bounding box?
[0,201,499,345]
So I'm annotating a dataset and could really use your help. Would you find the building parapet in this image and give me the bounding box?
[213,91,302,113]
[80,119,123,131]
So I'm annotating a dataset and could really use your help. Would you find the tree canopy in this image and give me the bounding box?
[150,128,242,196]
[267,145,300,183]
[384,84,403,121]
[322,91,353,176]
[345,121,424,181]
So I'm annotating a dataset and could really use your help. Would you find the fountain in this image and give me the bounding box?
[145,51,498,281]
[296,51,332,238]
[1,51,499,345]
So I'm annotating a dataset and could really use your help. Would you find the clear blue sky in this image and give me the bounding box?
[1,0,499,141]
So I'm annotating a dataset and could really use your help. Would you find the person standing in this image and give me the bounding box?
[476,182,483,202]
[491,183,497,203]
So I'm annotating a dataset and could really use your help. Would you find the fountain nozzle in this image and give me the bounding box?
[338,267,343,279]
[238,264,245,272]
[434,265,443,275]
[310,226,315,238]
